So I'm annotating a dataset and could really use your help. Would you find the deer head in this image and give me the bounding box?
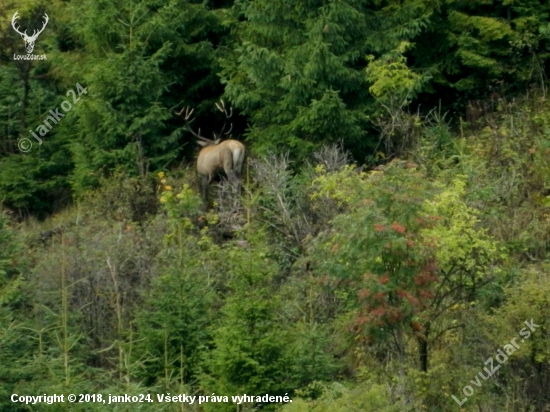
[176,100,234,147]
[12,11,49,54]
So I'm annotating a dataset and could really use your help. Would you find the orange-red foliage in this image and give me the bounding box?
[374,223,386,232]
[358,288,371,300]
[411,321,423,331]
[391,222,406,233]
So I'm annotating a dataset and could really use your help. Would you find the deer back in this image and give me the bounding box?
[197,140,244,177]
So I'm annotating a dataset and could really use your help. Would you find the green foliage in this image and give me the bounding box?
[0,213,20,283]
[200,229,334,411]
[4,0,550,410]
[134,182,217,386]
[419,96,550,261]
[310,160,503,381]
[282,382,400,412]
[201,236,287,402]
[221,0,371,158]
[0,42,72,215]
[439,0,550,91]
[53,0,220,195]
[423,177,505,278]
[366,42,429,107]
[487,265,550,363]
[311,162,438,341]
[0,213,25,411]
[1,0,226,212]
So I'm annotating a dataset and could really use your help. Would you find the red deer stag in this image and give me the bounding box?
[176,100,245,201]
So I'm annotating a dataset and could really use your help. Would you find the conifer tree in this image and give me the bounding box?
[221,0,374,158]
[0,4,72,216]
[51,0,225,195]
[429,0,550,94]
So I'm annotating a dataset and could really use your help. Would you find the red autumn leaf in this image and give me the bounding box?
[418,289,434,299]
[370,308,387,317]
[374,223,386,232]
[391,222,406,233]
[358,288,371,299]
[414,274,426,286]
[397,289,419,306]
[411,321,423,331]
[387,308,403,322]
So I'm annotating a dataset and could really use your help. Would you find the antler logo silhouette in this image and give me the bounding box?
[11,11,49,54]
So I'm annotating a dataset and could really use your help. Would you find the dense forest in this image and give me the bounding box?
[1,0,550,411]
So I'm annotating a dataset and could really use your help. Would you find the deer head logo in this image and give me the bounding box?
[11,11,49,54]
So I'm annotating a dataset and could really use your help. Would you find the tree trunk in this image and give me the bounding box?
[418,322,430,372]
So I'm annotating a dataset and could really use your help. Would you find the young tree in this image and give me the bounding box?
[310,161,504,374]
[134,184,217,387]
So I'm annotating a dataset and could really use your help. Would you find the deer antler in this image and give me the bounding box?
[11,11,25,37]
[31,13,49,39]
[175,106,211,142]
[214,99,234,137]
[11,11,48,39]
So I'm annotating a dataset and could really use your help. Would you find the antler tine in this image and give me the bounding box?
[175,106,195,119]
[11,11,26,36]
[187,123,210,141]
[218,117,232,136]
[33,13,48,37]
[215,99,233,119]
[213,99,233,137]
[184,106,194,120]
[176,106,211,141]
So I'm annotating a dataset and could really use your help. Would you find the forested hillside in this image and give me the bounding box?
[1,0,550,411]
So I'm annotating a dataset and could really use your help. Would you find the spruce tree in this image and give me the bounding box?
[220,0,374,158]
